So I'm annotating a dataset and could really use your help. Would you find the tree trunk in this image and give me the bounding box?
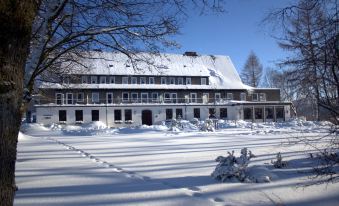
[0,1,38,205]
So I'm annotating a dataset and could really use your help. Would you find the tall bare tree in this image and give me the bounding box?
[0,1,224,205]
[241,51,263,87]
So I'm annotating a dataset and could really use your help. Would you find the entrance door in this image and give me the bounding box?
[142,110,152,125]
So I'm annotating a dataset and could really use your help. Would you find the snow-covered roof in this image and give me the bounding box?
[43,52,253,90]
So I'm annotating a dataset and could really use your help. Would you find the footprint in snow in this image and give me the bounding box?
[212,197,224,202]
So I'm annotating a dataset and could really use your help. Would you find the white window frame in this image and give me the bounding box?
[190,93,197,103]
[122,92,129,102]
[131,77,138,84]
[227,93,233,100]
[170,77,175,85]
[106,92,113,104]
[240,92,246,101]
[56,93,63,105]
[77,92,84,102]
[66,93,73,104]
[201,77,207,85]
[81,76,87,84]
[91,76,97,84]
[141,93,148,103]
[131,92,138,103]
[122,76,129,84]
[252,93,259,101]
[178,77,183,85]
[215,93,221,101]
[140,77,146,84]
[164,92,171,102]
[109,76,115,84]
[151,92,158,102]
[100,76,107,84]
[186,77,192,85]
[92,92,99,103]
[171,93,177,103]
[149,77,155,84]
[259,93,266,101]
[161,77,167,85]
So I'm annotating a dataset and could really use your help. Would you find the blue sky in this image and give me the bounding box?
[165,0,293,73]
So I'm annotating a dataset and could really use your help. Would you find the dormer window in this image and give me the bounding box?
[201,78,207,85]
[140,77,146,84]
[252,93,258,101]
[170,77,175,85]
[178,77,183,85]
[91,76,97,84]
[122,76,129,84]
[149,77,155,84]
[131,77,137,84]
[161,77,166,85]
[100,76,106,84]
[186,77,191,85]
[82,76,87,84]
[109,76,115,84]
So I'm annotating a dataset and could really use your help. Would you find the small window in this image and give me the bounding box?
[244,108,253,120]
[109,76,115,84]
[131,93,138,103]
[186,77,191,85]
[215,93,221,101]
[209,108,216,118]
[82,76,87,84]
[122,92,129,102]
[151,92,158,102]
[106,93,113,104]
[201,78,207,85]
[170,77,175,85]
[131,77,138,84]
[56,93,63,105]
[92,92,99,103]
[122,76,129,84]
[141,93,148,103]
[66,93,73,104]
[59,110,67,122]
[178,77,183,85]
[166,109,173,120]
[252,93,258,101]
[149,77,155,84]
[77,93,84,102]
[114,110,122,121]
[91,110,99,121]
[190,93,197,103]
[176,109,183,119]
[265,107,274,119]
[164,93,171,103]
[227,93,233,100]
[100,76,106,84]
[75,110,83,121]
[140,77,146,84]
[125,109,132,121]
[161,77,167,84]
[259,93,266,101]
[255,108,263,119]
[240,93,246,101]
[91,76,97,84]
[220,108,227,119]
[193,108,200,119]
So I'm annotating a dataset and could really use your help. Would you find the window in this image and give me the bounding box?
[178,77,183,85]
[122,92,129,102]
[186,77,191,85]
[122,76,129,84]
[131,77,138,84]
[100,76,106,84]
[166,109,173,120]
[141,93,148,103]
[201,78,207,85]
[259,93,266,101]
[276,107,284,119]
[109,76,115,84]
[82,76,87,84]
[77,93,84,102]
[240,93,246,101]
[92,92,99,103]
[149,77,155,84]
[190,93,197,103]
[151,92,158,102]
[106,93,113,104]
[227,93,233,100]
[75,110,83,121]
[164,93,171,103]
[265,107,274,119]
[114,110,122,121]
[161,77,167,84]
[252,93,258,101]
[59,110,67,122]
[255,108,263,119]
[193,108,200,119]
[176,109,183,119]
[66,93,73,104]
[91,110,99,121]
[91,76,97,84]
[170,77,175,85]
[125,109,132,121]
[171,93,177,103]
[220,108,228,119]
[131,93,138,103]
[56,93,63,105]
[244,108,253,120]
[209,108,216,118]
[215,93,221,101]
[140,77,146,84]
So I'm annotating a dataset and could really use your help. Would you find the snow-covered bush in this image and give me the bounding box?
[190,118,200,126]
[211,148,254,182]
[200,119,215,132]
[271,152,287,168]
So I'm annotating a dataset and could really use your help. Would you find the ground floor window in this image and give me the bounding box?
[265,107,274,119]
[166,109,173,120]
[75,110,83,121]
[220,108,227,119]
[59,110,67,122]
[255,108,263,119]
[209,108,216,118]
[193,108,200,119]
[276,107,284,119]
[244,108,252,120]
[91,110,99,121]
[125,109,132,121]
[176,108,183,119]
[114,110,122,121]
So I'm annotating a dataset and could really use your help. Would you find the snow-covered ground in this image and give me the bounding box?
[15,120,339,206]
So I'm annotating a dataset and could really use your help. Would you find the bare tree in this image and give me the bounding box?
[241,51,263,87]
[0,1,224,205]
